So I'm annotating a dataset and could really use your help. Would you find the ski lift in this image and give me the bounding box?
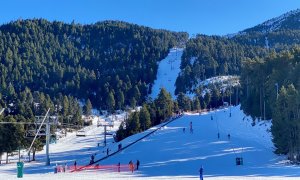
[76,129,86,137]
[36,128,46,136]
[25,129,36,138]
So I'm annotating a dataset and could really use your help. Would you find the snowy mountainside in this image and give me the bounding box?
[242,9,300,34]
[150,48,183,99]
[186,75,240,98]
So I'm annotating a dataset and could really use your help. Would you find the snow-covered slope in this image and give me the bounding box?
[242,9,300,34]
[2,106,299,179]
[100,106,297,179]
[150,48,183,99]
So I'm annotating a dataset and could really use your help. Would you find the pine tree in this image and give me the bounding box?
[133,85,141,104]
[116,90,125,110]
[272,84,300,161]
[193,97,201,112]
[83,99,92,116]
[128,112,141,134]
[155,88,173,121]
[139,104,151,130]
[106,92,115,113]
[130,97,137,108]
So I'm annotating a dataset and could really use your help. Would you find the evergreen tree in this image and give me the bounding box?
[272,84,300,161]
[116,90,125,110]
[128,112,141,134]
[193,97,201,111]
[83,99,92,116]
[155,88,173,121]
[130,97,137,109]
[139,104,151,130]
[106,92,115,113]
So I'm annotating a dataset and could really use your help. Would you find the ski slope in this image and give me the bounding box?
[150,48,183,99]
[2,106,299,179]
[98,106,300,179]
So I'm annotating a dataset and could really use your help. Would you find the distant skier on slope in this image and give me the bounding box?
[90,154,95,164]
[136,160,140,170]
[74,160,77,170]
[199,165,204,180]
[117,162,121,172]
[129,160,134,173]
[190,121,193,133]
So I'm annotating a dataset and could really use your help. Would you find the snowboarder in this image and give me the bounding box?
[199,165,204,180]
[228,133,231,140]
[136,160,140,170]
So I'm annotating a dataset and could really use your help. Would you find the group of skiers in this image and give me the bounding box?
[54,163,68,173]
[183,121,194,134]
[128,160,140,173]
[217,132,231,140]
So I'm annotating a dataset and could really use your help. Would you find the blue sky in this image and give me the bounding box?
[1,0,300,35]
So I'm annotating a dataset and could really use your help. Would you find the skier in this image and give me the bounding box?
[228,133,231,140]
[199,165,204,180]
[63,163,66,172]
[74,160,77,170]
[54,164,58,174]
[90,154,95,164]
[64,163,68,172]
[129,160,134,173]
[117,162,121,172]
[183,127,186,133]
[190,121,193,133]
[217,132,220,139]
[95,163,100,169]
[136,160,140,170]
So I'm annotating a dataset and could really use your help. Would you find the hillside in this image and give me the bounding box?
[175,9,300,95]
[242,9,300,33]
[0,19,188,110]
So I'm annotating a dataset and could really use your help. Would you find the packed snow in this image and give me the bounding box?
[150,48,183,99]
[1,106,300,179]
